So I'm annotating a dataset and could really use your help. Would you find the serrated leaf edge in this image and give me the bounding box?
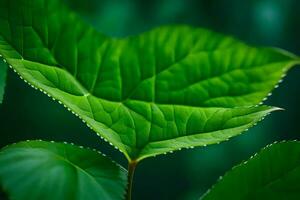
[0,52,297,162]
[0,139,128,200]
[0,54,133,162]
[200,139,300,200]
[136,107,279,161]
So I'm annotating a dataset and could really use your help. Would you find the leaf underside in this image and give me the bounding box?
[0,0,299,161]
[201,141,300,200]
[0,140,127,200]
[0,60,7,103]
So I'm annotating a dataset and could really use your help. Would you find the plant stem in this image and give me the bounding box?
[126,160,137,200]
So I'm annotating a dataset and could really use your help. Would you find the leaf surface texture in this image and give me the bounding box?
[0,140,127,200]
[0,0,299,160]
[201,141,300,200]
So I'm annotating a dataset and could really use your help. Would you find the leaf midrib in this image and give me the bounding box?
[134,110,271,159]
[12,144,116,199]
[2,20,295,105]
[1,20,296,107]
[10,56,293,108]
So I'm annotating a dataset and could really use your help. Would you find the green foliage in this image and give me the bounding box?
[0,0,299,161]
[0,60,7,103]
[0,0,300,199]
[0,140,127,200]
[201,141,300,200]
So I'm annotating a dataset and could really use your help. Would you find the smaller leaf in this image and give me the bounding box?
[0,140,127,200]
[0,60,7,103]
[201,141,300,200]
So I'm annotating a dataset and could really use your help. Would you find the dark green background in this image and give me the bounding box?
[1,0,300,199]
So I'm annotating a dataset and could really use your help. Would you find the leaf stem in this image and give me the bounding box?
[126,160,137,200]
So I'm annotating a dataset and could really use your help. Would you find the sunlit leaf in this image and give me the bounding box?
[0,0,299,161]
[201,141,300,200]
[0,140,127,200]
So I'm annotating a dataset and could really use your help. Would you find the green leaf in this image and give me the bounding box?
[0,60,7,103]
[0,140,127,200]
[0,0,299,161]
[201,141,300,200]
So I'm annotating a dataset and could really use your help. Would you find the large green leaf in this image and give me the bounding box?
[0,60,7,103]
[0,140,127,200]
[201,141,300,200]
[0,0,299,161]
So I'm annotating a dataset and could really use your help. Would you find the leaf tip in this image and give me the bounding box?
[272,107,285,111]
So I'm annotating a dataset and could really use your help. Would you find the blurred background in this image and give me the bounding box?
[0,0,300,199]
